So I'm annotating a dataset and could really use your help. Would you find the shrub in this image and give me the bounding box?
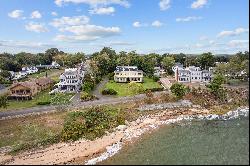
[101,88,118,95]
[227,79,242,85]
[82,81,95,92]
[170,83,187,99]
[0,95,8,108]
[36,101,51,105]
[108,72,115,80]
[144,87,164,92]
[61,106,125,141]
[152,75,160,82]
[80,91,97,101]
[128,82,144,94]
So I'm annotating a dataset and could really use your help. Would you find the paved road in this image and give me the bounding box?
[0,91,167,119]
[91,77,111,99]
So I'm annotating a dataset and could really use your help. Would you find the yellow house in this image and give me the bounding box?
[114,66,143,83]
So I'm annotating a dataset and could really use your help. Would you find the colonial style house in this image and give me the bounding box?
[8,77,53,100]
[114,66,143,83]
[53,65,85,93]
[174,65,213,83]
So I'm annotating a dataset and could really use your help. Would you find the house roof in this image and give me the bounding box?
[34,77,53,86]
[10,81,39,90]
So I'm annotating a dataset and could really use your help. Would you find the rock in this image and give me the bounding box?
[136,119,141,124]
[116,125,127,131]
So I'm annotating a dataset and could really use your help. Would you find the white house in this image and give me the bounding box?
[174,66,213,83]
[154,67,166,77]
[114,66,143,83]
[22,66,38,74]
[52,65,85,93]
[51,61,60,68]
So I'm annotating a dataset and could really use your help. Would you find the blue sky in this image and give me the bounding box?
[0,0,249,54]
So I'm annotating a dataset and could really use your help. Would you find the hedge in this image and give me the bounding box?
[36,101,51,105]
[144,87,164,92]
[101,88,118,95]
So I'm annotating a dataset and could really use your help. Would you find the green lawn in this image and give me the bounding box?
[28,69,64,80]
[0,90,74,112]
[103,77,162,97]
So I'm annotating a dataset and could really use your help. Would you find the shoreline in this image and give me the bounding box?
[0,106,249,165]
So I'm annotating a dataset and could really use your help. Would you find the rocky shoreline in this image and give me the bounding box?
[0,104,248,165]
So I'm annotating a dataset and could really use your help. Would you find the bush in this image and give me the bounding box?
[170,83,187,99]
[61,106,125,141]
[80,91,97,101]
[0,95,8,108]
[144,87,164,92]
[101,88,118,95]
[128,82,144,94]
[36,101,51,105]
[82,81,95,92]
[227,79,242,85]
[108,72,115,80]
[152,75,160,82]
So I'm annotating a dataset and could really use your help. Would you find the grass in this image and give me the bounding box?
[28,69,63,79]
[0,111,66,153]
[0,90,74,112]
[103,77,162,97]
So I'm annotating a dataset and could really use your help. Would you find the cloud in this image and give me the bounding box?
[60,24,120,35]
[159,0,171,11]
[54,25,121,42]
[132,21,148,28]
[228,40,249,47]
[54,0,130,8]
[30,10,42,19]
[50,15,90,27]
[191,0,208,9]
[25,22,49,33]
[152,20,163,27]
[89,6,115,15]
[133,21,141,28]
[8,10,24,19]
[199,36,208,41]
[0,40,55,49]
[176,16,203,22]
[51,11,58,16]
[51,15,121,42]
[217,27,249,38]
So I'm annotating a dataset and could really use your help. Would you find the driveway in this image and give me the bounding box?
[91,77,112,99]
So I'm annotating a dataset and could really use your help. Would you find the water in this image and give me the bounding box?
[100,117,249,165]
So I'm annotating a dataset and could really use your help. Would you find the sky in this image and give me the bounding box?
[0,0,249,54]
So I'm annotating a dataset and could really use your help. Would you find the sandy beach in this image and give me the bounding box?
[0,106,248,165]
[0,107,208,165]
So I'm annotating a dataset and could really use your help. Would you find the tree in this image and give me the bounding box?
[161,56,175,75]
[197,52,215,70]
[207,74,226,101]
[170,83,187,99]
[0,95,8,108]
[0,70,11,81]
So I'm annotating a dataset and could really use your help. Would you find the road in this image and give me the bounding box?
[0,91,167,119]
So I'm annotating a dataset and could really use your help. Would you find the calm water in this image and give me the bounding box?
[100,117,249,165]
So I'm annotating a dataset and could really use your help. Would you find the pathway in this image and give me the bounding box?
[91,77,111,99]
